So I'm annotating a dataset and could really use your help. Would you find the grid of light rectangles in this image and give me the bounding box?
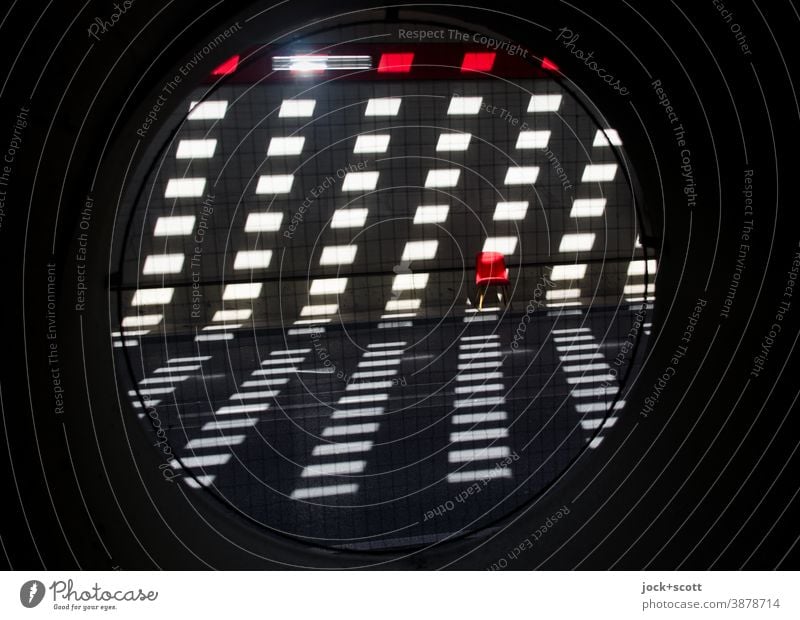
[112,47,655,550]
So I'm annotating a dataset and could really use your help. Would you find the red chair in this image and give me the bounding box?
[475,252,510,310]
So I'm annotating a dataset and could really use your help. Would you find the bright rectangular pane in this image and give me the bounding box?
[233,250,273,270]
[245,211,284,232]
[570,198,606,217]
[222,283,262,300]
[515,130,551,149]
[278,99,317,118]
[267,136,305,156]
[331,208,368,228]
[212,309,252,321]
[593,128,622,146]
[131,288,174,306]
[482,236,518,254]
[309,278,348,295]
[188,100,228,119]
[154,216,195,236]
[504,166,539,185]
[364,98,401,116]
[550,264,588,280]
[424,169,460,188]
[401,240,438,261]
[559,233,596,252]
[527,94,562,112]
[256,174,294,194]
[176,139,217,159]
[413,205,449,224]
[279,99,315,117]
[447,96,482,115]
[385,299,421,311]
[341,171,379,192]
[392,273,429,290]
[624,284,654,295]
[582,164,618,182]
[436,133,472,151]
[320,245,357,265]
[546,288,581,300]
[143,253,184,274]
[165,178,206,198]
[300,304,338,316]
[493,201,529,221]
[121,314,163,327]
[627,259,657,275]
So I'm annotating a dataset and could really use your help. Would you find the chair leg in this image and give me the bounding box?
[478,286,486,310]
[502,286,510,309]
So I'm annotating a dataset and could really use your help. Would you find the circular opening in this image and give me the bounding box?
[113,15,655,551]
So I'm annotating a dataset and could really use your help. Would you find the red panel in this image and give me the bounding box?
[541,57,560,72]
[461,52,496,72]
[377,53,414,73]
[212,55,240,75]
